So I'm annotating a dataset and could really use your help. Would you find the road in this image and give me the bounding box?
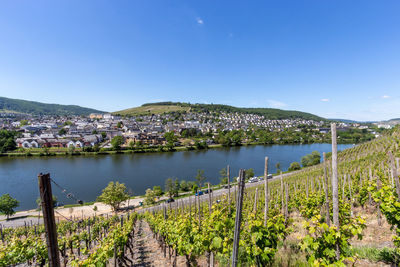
[0,170,301,228]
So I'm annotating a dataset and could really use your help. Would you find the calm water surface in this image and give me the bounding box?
[0,143,353,210]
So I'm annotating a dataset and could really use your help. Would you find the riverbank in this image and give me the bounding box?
[1,140,359,158]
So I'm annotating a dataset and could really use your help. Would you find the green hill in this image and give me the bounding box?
[114,104,191,116]
[114,102,326,121]
[0,97,105,116]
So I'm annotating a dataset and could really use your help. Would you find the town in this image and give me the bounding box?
[0,109,379,154]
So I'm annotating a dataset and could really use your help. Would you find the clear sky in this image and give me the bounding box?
[0,1,399,121]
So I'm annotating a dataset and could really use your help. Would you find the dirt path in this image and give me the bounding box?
[129,220,189,267]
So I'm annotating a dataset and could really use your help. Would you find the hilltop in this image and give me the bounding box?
[0,96,105,116]
[113,101,326,121]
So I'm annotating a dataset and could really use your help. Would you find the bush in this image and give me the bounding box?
[288,162,301,171]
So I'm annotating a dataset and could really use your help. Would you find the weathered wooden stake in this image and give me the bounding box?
[323,152,331,226]
[280,172,284,214]
[331,123,340,261]
[264,157,269,226]
[227,165,231,213]
[207,183,214,267]
[38,173,60,267]
[369,168,372,207]
[253,188,258,214]
[232,169,245,267]
[389,152,400,201]
[377,176,382,226]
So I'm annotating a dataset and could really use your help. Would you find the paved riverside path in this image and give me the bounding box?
[0,169,303,228]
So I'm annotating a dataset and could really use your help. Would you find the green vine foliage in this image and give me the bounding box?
[300,215,366,266]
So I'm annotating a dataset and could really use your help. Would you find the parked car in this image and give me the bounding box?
[204,188,213,194]
[267,174,273,179]
[195,191,204,196]
[166,198,175,203]
[249,177,258,183]
[224,185,231,189]
[258,177,264,181]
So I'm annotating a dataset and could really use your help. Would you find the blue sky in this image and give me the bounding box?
[0,0,399,121]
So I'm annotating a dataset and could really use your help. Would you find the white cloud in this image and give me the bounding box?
[266,100,287,109]
[382,95,390,99]
[321,98,330,102]
[196,17,204,25]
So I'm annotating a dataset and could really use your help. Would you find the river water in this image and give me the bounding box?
[0,143,353,210]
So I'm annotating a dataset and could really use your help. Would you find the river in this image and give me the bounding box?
[0,143,353,210]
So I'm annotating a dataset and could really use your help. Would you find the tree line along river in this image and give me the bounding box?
[0,143,353,210]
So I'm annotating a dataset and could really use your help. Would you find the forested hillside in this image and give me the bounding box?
[0,96,105,116]
[114,101,326,121]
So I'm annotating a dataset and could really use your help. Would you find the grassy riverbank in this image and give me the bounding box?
[1,139,360,158]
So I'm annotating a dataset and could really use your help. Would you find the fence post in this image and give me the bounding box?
[331,123,340,261]
[264,157,269,226]
[227,165,231,213]
[38,173,60,267]
[323,152,331,226]
[232,169,245,267]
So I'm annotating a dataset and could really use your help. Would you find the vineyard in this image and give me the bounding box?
[1,124,400,266]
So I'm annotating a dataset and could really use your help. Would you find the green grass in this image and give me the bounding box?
[350,246,399,264]
[113,104,191,116]
[62,201,96,208]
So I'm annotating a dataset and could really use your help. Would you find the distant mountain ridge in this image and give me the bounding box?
[0,97,105,116]
[114,101,326,121]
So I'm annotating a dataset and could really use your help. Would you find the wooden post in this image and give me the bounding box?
[285,183,289,223]
[38,173,60,267]
[349,178,353,217]
[232,169,245,267]
[377,176,382,226]
[389,152,400,201]
[280,172,284,214]
[331,123,340,261]
[253,188,258,214]
[264,157,269,226]
[342,174,346,201]
[369,168,372,207]
[323,152,331,226]
[227,165,231,213]
[208,183,214,267]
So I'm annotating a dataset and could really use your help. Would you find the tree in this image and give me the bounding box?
[0,130,17,153]
[245,168,255,179]
[219,167,228,185]
[153,185,163,197]
[275,162,281,173]
[101,132,107,139]
[165,177,179,198]
[195,169,206,188]
[36,195,58,208]
[301,151,321,167]
[144,189,156,205]
[117,121,123,128]
[111,136,125,151]
[58,128,67,135]
[97,181,129,211]
[192,184,199,193]
[128,141,135,150]
[288,162,301,171]
[180,180,191,191]
[0,194,19,219]
[68,145,75,154]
